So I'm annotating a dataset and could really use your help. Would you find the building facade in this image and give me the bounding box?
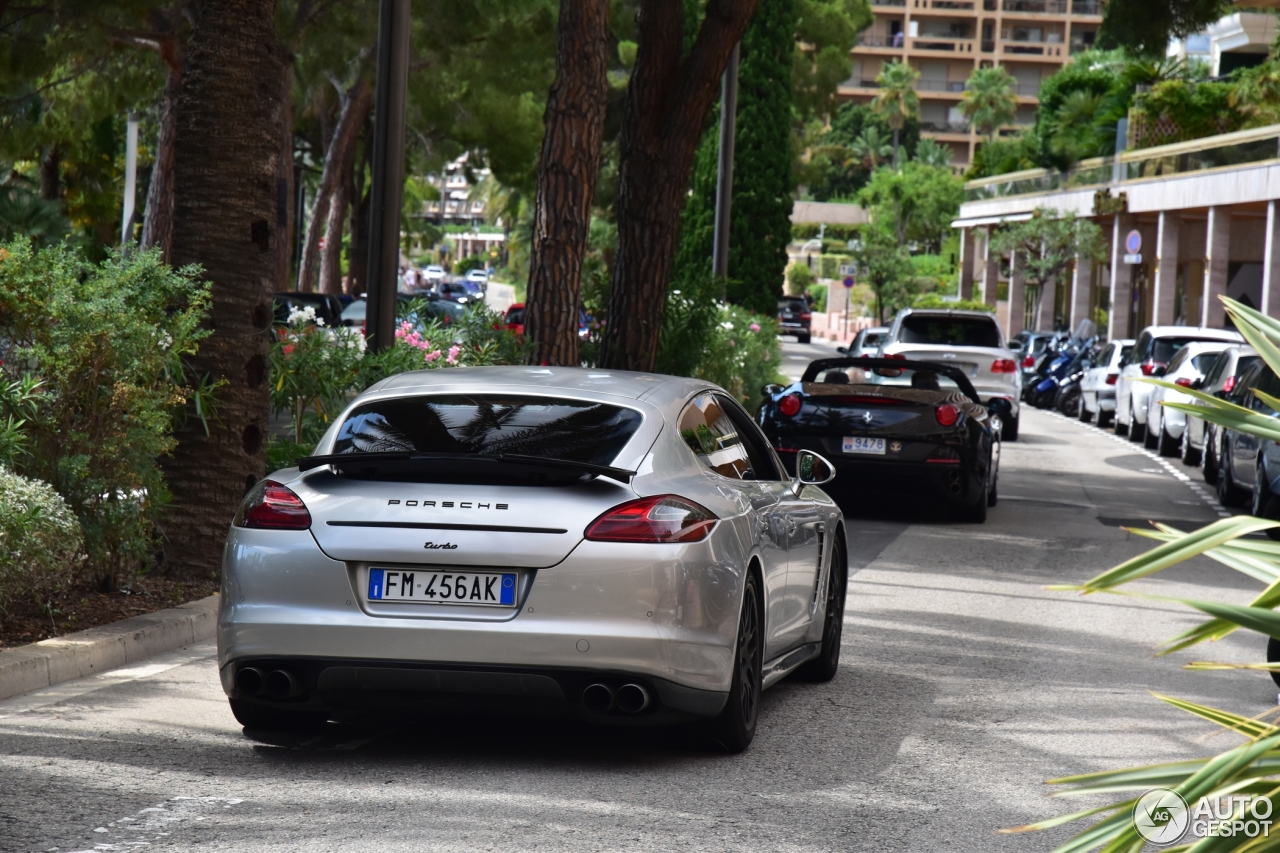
[840,0,1103,166]
[951,123,1280,340]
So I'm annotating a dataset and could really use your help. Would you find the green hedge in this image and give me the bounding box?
[0,466,82,619]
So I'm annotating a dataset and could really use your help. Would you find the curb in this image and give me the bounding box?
[0,594,219,702]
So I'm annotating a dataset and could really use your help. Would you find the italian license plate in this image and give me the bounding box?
[843,436,886,455]
[368,568,517,607]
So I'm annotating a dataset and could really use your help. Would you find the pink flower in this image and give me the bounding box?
[447,345,461,365]
[424,349,442,363]
[749,323,761,332]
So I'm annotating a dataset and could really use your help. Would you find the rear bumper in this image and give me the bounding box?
[220,656,728,725]
[825,458,985,504]
[778,321,810,333]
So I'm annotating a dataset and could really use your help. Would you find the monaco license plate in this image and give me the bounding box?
[842,436,886,455]
[368,568,517,607]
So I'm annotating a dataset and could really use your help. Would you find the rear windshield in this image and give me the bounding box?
[778,300,807,312]
[332,395,642,466]
[1152,337,1218,364]
[1191,353,1219,373]
[506,307,525,325]
[899,316,1001,348]
[862,333,883,347]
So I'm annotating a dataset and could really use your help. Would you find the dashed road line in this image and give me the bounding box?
[1041,408,1232,518]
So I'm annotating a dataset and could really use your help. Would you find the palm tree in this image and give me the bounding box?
[913,137,952,168]
[870,61,920,168]
[961,66,1018,143]
[1050,90,1104,165]
[848,125,893,170]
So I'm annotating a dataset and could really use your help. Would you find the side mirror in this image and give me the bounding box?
[795,449,836,487]
[1192,377,1204,390]
[762,383,783,397]
[836,346,848,355]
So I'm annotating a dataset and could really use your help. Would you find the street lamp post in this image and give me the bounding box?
[366,0,411,352]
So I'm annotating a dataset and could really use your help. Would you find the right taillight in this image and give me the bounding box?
[779,393,803,417]
[1021,355,1035,368]
[935,404,959,427]
[235,481,312,530]
[1105,373,1118,386]
[1175,378,1193,387]
[585,495,717,543]
[1224,376,1237,393]
[991,359,1017,374]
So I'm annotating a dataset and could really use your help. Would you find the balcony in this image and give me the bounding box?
[918,78,968,93]
[856,33,901,48]
[1071,0,1100,14]
[910,36,976,52]
[921,121,972,134]
[1002,0,1068,13]
[911,0,976,10]
[872,0,906,5]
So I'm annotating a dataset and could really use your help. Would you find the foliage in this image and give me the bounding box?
[808,283,827,312]
[0,239,210,589]
[1098,0,1229,57]
[1009,296,1280,851]
[912,293,992,313]
[966,130,1040,180]
[1132,78,1245,148]
[850,223,915,323]
[1232,60,1280,128]
[912,138,952,169]
[857,162,965,253]
[453,255,486,275]
[0,182,70,246]
[961,66,1018,142]
[989,209,1107,290]
[792,0,873,121]
[806,103,921,201]
[0,375,44,468]
[0,466,83,622]
[267,300,531,461]
[786,262,814,295]
[870,60,920,167]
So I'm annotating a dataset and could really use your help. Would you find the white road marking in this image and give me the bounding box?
[63,796,243,852]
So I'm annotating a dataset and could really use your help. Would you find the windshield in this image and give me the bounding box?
[899,316,1001,348]
[1152,337,1222,364]
[332,395,643,466]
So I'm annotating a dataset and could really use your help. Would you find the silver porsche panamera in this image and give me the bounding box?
[219,366,847,752]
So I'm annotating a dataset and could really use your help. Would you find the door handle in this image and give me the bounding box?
[786,517,798,535]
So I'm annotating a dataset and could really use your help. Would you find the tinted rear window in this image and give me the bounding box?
[1152,337,1218,364]
[1191,354,1218,373]
[899,316,1000,348]
[333,395,642,466]
[506,308,525,325]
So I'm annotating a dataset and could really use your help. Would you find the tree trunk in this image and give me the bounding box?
[524,0,611,366]
[297,77,370,293]
[892,126,900,169]
[319,179,347,295]
[160,0,286,579]
[140,36,182,261]
[276,55,295,292]
[599,0,761,372]
[39,145,59,201]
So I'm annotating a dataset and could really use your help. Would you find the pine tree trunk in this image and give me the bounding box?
[141,37,182,261]
[319,180,347,295]
[524,0,611,366]
[160,0,286,579]
[297,78,370,293]
[599,0,760,372]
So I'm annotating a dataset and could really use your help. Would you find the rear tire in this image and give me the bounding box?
[1218,452,1248,507]
[1181,428,1202,467]
[229,699,326,732]
[1129,405,1146,443]
[797,538,847,683]
[708,570,762,753]
[1253,463,1280,541]
[1204,438,1220,485]
[1001,414,1019,442]
[798,333,811,344]
[1268,637,1280,689]
[1098,409,1114,429]
[987,474,999,507]
[1113,410,1127,435]
[1077,396,1091,422]
[1157,415,1179,457]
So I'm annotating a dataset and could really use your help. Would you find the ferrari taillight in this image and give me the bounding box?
[235,481,312,530]
[935,404,959,427]
[991,359,1017,374]
[779,393,803,417]
[585,495,717,544]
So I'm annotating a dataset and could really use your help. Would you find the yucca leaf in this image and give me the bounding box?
[1225,298,1280,379]
[1053,517,1280,593]
[998,800,1131,834]
[1159,402,1280,444]
[1160,575,1280,654]
[1171,599,1280,642]
[1184,662,1280,673]
[1154,693,1280,739]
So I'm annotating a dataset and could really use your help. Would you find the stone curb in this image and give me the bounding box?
[0,594,219,702]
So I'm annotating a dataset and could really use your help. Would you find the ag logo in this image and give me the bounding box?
[1133,788,1189,844]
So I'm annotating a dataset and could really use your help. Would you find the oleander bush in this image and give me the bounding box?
[0,466,83,622]
[0,238,211,590]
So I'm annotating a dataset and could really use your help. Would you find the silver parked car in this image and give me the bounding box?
[1191,345,1259,477]
[219,367,847,752]
[847,325,889,358]
[1078,339,1134,427]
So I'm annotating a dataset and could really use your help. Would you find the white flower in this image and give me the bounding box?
[158,333,173,349]
[286,305,320,328]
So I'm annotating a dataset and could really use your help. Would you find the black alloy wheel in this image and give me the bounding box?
[709,570,763,753]
[1157,414,1179,457]
[798,538,848,682]
[1181,428,1202,467]
[229,699,326,732]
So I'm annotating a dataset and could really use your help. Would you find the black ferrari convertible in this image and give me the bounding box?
[757,357,1009,522]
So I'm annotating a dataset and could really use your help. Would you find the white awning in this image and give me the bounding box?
[950,213,1034,229]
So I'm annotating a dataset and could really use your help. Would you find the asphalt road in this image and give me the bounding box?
[1,359,1274,851]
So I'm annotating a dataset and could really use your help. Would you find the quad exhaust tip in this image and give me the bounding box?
[582,682,615,713]
[616,683,651,714]
[236,666,265,696]
[265,669,305,699]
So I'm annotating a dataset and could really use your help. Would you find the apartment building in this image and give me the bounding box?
[840,0,1104,166]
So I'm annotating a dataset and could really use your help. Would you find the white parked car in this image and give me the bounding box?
[1115,326,1243,444]
[1146,341,1235,456]
[1079,338,1134,427]
[846,326,889,358]
[877,309,1021,441]
[1184,345,1258,471]
[423,265,446,283]
[465,268,489,284]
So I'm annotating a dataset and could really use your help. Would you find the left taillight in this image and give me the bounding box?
[935,404,959,427]
[779,393,803,417]
[235,481,312,530]
[991,359,1017,374]
[585,495,717,544]
[1175,377,1193,387]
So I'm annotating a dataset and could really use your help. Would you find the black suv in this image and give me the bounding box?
[777,297,811,344]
